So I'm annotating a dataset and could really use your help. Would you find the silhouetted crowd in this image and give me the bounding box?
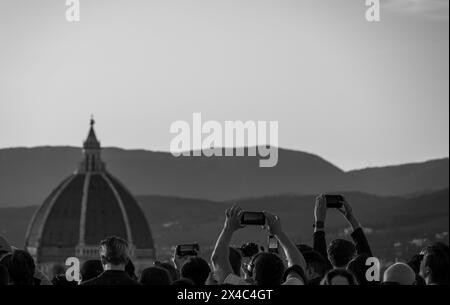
[0,195,449,286]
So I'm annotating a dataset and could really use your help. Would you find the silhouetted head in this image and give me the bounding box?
[240,242,260,258]
[99,236,130,268]
[420,243,450,285]
[81,259,103,282]
[250,253,285,286]
[302,250,328,284]
[321,269,358,285]
[181,257,211,286]
[154,261,179,282]
[383,262,416,285]
[0,264,9,285]
[229,247,242,276]
[347,253,379,285]
[0,236,12,260]
[327,239,356,268]
[140,266,171,285]
[6,250,35,285]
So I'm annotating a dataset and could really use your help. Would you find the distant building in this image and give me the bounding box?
[25,118,155,277]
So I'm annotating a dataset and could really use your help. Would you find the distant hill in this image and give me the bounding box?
[347,158,450,196]
[1,189,448,262]
[0,146,448,207]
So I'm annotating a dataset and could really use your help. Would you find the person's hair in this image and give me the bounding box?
[302,250,328,285]
[407,254,424,274]
[240,243,260,258]
[252,253,285,286]
[171,278,195,286]
[433,242,450,258]
[347,254,379,285]
[383,262,416,285]
[140,267,171,285]
[154,261,179,282]
[321,268,358,285]
[327,239,356,268]
[422,244,449,285]
[99,236,130,266]
[6,250,35,285]
[81,259,103,282]
[302,250,328,281]
[180,257,211,286]
[229,247,242,276]
[0,264,9,285]
[125,259,137,281]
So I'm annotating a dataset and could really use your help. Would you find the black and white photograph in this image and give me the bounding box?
[0,0,448,300]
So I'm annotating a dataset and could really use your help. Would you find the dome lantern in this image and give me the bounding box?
[80,116,105,173]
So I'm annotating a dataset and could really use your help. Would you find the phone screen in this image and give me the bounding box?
[268,236,278,253]
[325,195,344,209]
[176,244,199,256]
[241,212,266,225]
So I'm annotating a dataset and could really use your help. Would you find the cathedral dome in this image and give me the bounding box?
[25,119,155,271]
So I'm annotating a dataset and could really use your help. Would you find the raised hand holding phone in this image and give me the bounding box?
[224,206,244,232]
[240,211,266,226]
[314,194,327,225]
[337,199,361,230]
[324,194,345,209]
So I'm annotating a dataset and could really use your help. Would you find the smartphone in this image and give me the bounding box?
[268,235,278,254]
[325,194,344,209]
[176,244,200,257]
[241,212,266,226]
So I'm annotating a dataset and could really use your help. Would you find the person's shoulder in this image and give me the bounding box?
[80,277,101,286]
[282,277,305,285]
[127,279,140,285]
[123,276,140,285]
[79,279,94,286]
[283,265,307,285]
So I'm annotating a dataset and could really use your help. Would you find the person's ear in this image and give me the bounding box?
[423,266,431,278]
[306,266,314,278]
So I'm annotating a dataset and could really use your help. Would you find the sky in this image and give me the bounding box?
[0,0,448,170]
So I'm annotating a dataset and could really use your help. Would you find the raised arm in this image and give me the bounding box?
[313,195,332,270]
[211,206,243,284]
[264,212,306,270]
[338,199,373,257]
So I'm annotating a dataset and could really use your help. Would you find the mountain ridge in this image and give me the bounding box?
[0,146,448,207]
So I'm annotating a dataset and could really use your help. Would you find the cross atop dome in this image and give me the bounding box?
[80,116,105,172]
[84,115,100,150]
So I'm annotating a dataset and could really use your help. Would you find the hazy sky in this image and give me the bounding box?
[0,0,448,170]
